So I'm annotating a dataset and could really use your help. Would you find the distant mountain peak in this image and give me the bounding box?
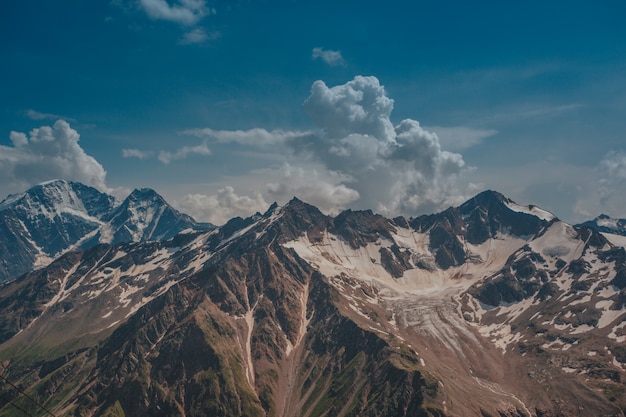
[102,187,212,244]
[0,181,212,282]
[112,188,168,216]
[280,196,326,219]
[0,179,115,219]
[459,189,510,213]
[284,196,308,209]
[0,179,69,209]
[577,213,626,236]
[127,187,164,201]
[473,189,509,202]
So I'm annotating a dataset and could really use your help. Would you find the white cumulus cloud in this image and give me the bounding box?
[265,163,360,214]
[300,75,469,216]
[174,76,471,218]
[182,127,312,146]
[312,47,346,67]
[26,109,75,122]
[176,186,268,225]
[304,76,395,140]
[0,120,108,196]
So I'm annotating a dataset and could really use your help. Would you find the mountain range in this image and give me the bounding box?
[0,180,213,283]
[0,181,625,416]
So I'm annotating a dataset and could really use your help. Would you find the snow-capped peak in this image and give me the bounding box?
[0,179,113,221]
[0,181,212,282]
[577,213,626,237]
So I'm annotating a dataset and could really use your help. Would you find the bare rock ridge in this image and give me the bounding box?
[0,183,625,416]
[578,214,626,237]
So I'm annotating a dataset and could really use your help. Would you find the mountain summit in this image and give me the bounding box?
[102,187,212,244]
[405,189,556,269]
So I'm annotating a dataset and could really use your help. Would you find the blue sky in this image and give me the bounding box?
[1,0,625,224]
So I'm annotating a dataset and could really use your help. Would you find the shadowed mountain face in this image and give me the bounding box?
[0,187,625,417]
[0,180,213,283]
[407,190,554,270]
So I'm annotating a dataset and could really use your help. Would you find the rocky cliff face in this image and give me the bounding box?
[0,190,625,416]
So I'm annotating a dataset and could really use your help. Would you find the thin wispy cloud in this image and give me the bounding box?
[182,127,312,146]
[122,141,213,164]
[138,0,212,25]
[312,47,346,67]
[600,150,626,181]
[179,28,220,44]
[512,103,584,120]
[122,148,153,159]
[26,109,75,122]
[427,126,498,151]
[158,142,211,164]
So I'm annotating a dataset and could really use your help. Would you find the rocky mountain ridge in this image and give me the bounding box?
[578,214,626,237]
[0,180,213,283]
[0,186,625,416]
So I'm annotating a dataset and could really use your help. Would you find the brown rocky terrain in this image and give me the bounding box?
[0,191,624,416]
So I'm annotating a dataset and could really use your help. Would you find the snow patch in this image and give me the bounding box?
[504,200,555,221]
[570,324,594,334]
[607,320,626,343]
[596,300,625,329]
[531,221,584,270]
[602,232,626,248]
